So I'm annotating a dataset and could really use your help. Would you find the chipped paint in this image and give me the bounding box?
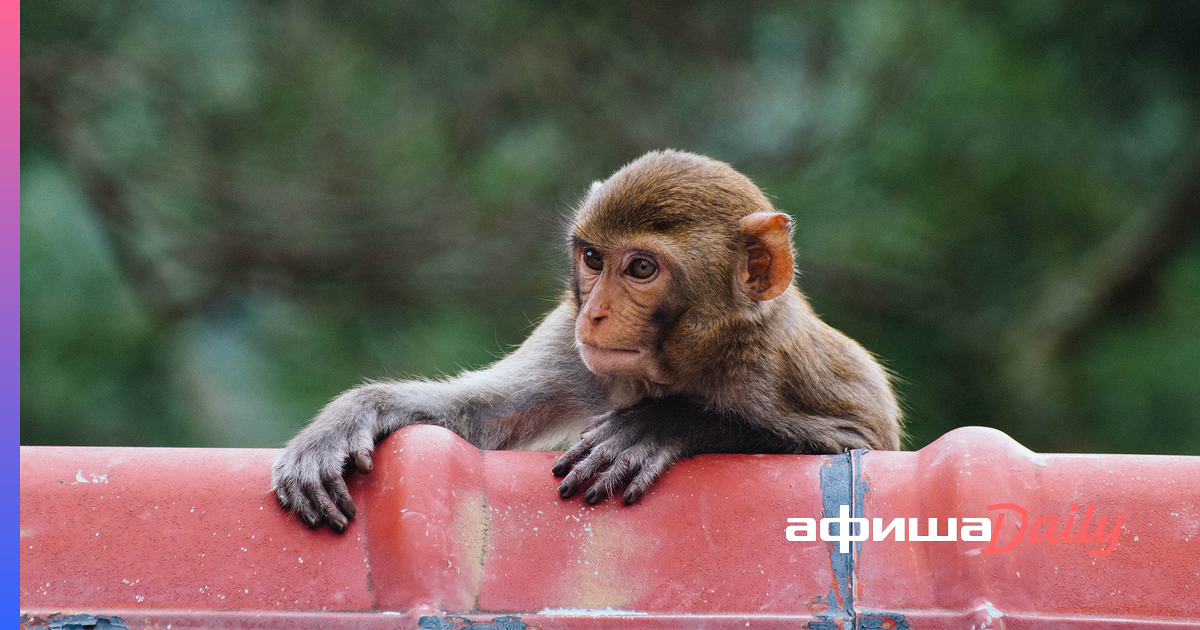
[73,471,107,484]
[812,452,856,629]
[567,507,651,609]
[452,491,489,604]
[809,450,909,630]
[21,613,129,630]
[419,615,527,630]
[856,610,912,629]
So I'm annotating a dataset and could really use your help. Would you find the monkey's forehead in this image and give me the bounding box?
[572,150,775,239]
[569,207,755,258]
[570,192,760,247]
[572,205,712,239]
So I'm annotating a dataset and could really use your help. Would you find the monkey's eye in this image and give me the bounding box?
[583,249,604,271]
[626,258,658,280]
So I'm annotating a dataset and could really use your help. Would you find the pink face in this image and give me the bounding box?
[573,243,674,384]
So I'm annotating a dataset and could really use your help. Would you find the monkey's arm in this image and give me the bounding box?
[272,301,604,532]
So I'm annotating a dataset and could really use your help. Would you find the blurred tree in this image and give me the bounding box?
[20,1,1200,453]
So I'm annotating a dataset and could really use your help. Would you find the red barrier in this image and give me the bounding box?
[20,425,1200,629]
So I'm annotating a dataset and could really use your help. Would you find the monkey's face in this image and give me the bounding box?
[572,240,676,385]
[567,150,797,387]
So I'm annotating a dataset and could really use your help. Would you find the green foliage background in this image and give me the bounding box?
[21,1,1200,454]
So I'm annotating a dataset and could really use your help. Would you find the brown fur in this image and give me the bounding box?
[272,149,902,532]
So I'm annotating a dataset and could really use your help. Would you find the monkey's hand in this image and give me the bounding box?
[551,400,696,505]
[271,393,379,533]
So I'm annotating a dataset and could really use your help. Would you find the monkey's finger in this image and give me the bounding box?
[300,478,346,531]
[275,484,297,512]
[294,487,326,530]
[351,450,373,474]
[552,435,597,478]
[558,442,619,499]
[323,473,357,523]
[556,468,586,499]
[622,448,678,505]
[584,452,640,505]
[276,478,313,520]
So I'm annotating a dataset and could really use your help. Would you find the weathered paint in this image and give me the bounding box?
[419,614,527,630]
[19,446,374,612]
[475,447,831,612]
[361,426,489,612]
[22,613,130,630]
[812,451,857,629]
[854,427,1200,628]
[20,425,1200,628]
[811,450,912,630]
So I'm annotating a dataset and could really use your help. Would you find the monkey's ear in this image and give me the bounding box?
[738,212,794,301]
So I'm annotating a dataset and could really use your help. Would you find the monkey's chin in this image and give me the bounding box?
[578,343,650,376]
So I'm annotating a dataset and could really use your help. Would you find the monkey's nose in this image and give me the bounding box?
[581,299,611,323]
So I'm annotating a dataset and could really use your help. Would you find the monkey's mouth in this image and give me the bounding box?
[581,343,640,354]
[578,342,645,375]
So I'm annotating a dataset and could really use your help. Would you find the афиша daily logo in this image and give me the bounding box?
[786,503,1123,556]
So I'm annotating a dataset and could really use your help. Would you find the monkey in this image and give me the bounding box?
[272,150,902,533]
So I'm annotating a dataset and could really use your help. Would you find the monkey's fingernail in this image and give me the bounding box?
[353,452,373,474]
[551,463,566,476]
[329,517,347,533]
[623,487,642,505]
[276,492,288,507]
[557,481,571,497]
[301,513,319,528]
[584,489,600,504]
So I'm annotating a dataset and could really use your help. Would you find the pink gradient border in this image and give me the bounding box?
[7,0,21,614]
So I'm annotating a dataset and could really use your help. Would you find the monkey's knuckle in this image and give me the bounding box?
[320,469,345,484]
[614,454,640,474]
[589,446,614,465]
[580,430,604,446]
[583,458,609,478]
[600,471,626,492]
[571,460,596,479]
[564,472,587,490]
[587,424,611,438]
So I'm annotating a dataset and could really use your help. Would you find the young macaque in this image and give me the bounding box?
[273,150,902,532]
